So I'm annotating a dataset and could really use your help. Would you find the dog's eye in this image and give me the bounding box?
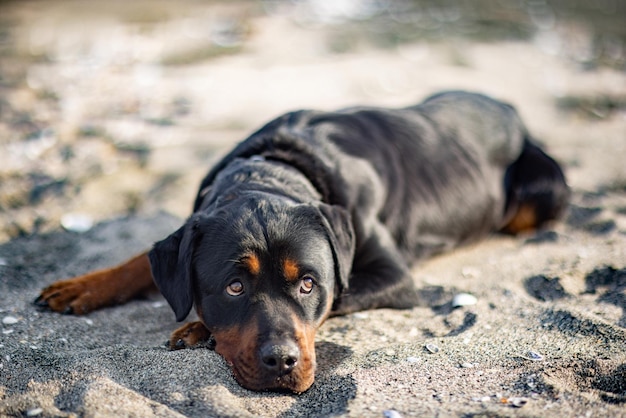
[300,276,315,294]
[226,281,244,296]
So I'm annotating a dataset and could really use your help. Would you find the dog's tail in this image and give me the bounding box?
[501,138,570,234]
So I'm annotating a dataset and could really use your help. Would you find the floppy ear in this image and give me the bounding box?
[316,203,355,293]
[149,216,203,321]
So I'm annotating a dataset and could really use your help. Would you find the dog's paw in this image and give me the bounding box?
[169,321,213,350]
[35,275,106,315]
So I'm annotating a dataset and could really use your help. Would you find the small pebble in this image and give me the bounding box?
[383,410,404,418]
[452,293,478,307]
[84,319,94,326]
[0,257,7,266]
[425,343,439,353]
[510,397,528,408]
[353,312,369,319]
[61,213,94,233]
[460,362,474,368]
[520,350,543,361]
[406,356,420,363]
[26,408,43,417]
[461,267,480,278]
[2,316,18,325]
[2,329,14,335]
[472,396,491,402]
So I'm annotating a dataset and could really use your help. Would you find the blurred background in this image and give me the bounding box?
[0,0,625,242]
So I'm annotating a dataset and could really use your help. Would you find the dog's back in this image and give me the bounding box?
[196,91,567,263]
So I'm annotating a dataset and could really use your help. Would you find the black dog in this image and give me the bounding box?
[36,91,569,393]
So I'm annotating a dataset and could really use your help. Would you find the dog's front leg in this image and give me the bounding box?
[330,223,420,316]
[35,252,155,315]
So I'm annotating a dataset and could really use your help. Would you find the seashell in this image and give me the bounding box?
[425,343,439,353]
[452,293,477,307]
[520,350,543,361]
[2,316,18,325]
[61,213,93,233]
[510,397,528,407]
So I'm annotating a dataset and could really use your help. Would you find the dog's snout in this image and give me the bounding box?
[260,340,299,375]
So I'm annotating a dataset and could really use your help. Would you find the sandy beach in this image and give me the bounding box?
[1,1,625,416]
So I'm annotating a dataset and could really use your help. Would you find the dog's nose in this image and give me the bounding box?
[260,341,299,375]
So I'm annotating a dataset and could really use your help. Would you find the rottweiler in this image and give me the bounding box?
[36,91,569,393]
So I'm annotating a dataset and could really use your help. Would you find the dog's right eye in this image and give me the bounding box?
[226,281,244,296]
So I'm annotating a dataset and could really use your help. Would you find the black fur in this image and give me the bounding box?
[148,91,569,391]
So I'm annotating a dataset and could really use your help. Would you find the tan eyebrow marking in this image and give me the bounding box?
[242,254,261,276]
[283,258,300,282]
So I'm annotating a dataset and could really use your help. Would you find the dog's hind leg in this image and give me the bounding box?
[501,139,570,234]
[35,252,156,315]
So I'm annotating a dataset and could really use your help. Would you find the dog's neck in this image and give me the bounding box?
[196,156,323,212]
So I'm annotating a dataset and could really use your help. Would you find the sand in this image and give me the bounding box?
[2,197,626,417]
[1,1,626,417]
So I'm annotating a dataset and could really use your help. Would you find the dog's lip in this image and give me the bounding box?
[227,355,316,393]
[238,374,314,394]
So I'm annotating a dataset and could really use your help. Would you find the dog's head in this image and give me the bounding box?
[149,197,354,393]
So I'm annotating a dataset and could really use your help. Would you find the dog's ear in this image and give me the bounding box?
[315,203,355,293]
[149,215,204,321]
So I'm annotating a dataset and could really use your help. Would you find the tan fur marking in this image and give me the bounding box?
[290,314,317,392]
[169,321,211,349]
[212,312,318,393]
[504,204,538,234]
[36,252,155,315]
[283,258,300,282]
[242,254,261,276]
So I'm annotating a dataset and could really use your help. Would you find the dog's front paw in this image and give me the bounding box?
[169,321,213,350]
[35,276,101,315]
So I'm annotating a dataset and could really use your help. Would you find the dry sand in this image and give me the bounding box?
[4,198,626,417]
[1,1,626,417]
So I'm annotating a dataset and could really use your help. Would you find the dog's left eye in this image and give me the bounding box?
[226,281,244,296]
[300,276,315,294]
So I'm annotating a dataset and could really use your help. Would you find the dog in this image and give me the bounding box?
[35,91,569,393]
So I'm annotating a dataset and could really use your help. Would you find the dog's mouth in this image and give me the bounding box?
[229,354,316,393]
[211,322,317,393]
